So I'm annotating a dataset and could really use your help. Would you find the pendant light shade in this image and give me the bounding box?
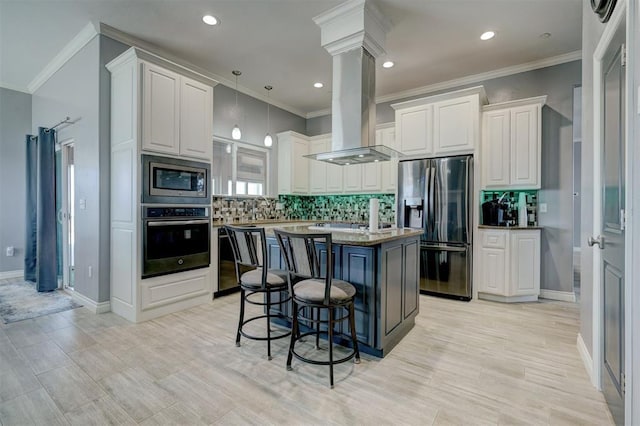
[264,85,273,147]
[231,70,242,140]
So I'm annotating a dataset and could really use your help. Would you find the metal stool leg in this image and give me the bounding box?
[315,307,321,349]
[266,289,272,360]
[287,301,298,370]
[236,289,245,347]
[328,306,334,388]
[349,302,360,363]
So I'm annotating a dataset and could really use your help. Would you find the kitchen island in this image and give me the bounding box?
[264,225,422,357]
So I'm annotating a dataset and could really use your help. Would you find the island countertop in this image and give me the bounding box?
[263,225,424,247]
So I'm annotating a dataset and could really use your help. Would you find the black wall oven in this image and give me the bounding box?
[142,154,210,204]
[142,207,211,278]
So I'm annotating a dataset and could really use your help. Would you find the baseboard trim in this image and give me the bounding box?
[69,290,111,314]
[0,270,24,280]
[539,289,577,302]
[577,333,596,386]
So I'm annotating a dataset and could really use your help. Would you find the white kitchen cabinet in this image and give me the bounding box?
[277,131,310,195]
[179,77,213,160]
[481,96,546,189]
[362,162,382,192]
[433,95,479,154]
[142,62,180,155]
[478,228,541,302]
[309,137,327,194]
[394,104,433,156]
[142,61,214,160]
[326,155,343,193]
[343,164,363,192]
[378,126,398,193]
[107,47,216,323]
[392,87,486,158]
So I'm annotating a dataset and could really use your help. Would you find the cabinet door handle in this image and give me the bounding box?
[587,235,605,249]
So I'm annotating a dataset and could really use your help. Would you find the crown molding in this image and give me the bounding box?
[305,50,581,118]
[27,22,99,93]
[0,82,30,94]
[99,23,307,119]
[482,95,548,112]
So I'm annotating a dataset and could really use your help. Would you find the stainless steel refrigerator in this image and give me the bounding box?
[397,156,473,300]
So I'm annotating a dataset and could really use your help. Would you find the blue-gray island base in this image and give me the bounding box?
[265,226,422,358]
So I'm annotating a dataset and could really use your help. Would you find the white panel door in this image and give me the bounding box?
[510,105,539,188]
[179,77,212,160]
[479,246,507,295]
[510,231,540,296]
[482,110,511,188]
[309,138,327,194]
[433,96,476,154]
[396,105,432,156]
[142,62,180,155]
[362,162,381,192]
[379,128,398,192]
[343,164,362,192]
[326,152,343,193]
[292,139,309,194]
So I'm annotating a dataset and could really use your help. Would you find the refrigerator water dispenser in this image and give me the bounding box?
[403,198,424,228]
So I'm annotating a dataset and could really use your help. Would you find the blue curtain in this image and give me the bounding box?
[24,128,58,292]
[24,135,37,282]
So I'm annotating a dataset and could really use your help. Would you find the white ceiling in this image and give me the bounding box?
[0,0,582,117]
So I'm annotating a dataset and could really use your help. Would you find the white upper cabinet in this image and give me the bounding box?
[179,77,213,160]
[142,61,213,161]
[433,95,479,154]
[277,131,309,195]
[378,126,398,193]
[309,137,328,194]
[392,87,485,159]
[394,104,433,156]
[142,62,180,155]
[362,162,382,192]
[481,96,546,189]
[343,164,363,192]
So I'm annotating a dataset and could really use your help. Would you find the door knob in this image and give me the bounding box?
[588,235,605,249]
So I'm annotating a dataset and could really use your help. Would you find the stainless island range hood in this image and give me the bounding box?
[306,0,399,166]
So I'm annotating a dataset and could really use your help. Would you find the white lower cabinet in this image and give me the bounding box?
[478,228,540,302]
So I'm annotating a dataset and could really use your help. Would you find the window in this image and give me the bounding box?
[212,139,268,196]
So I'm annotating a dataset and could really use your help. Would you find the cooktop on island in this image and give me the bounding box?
[308,222,395,233]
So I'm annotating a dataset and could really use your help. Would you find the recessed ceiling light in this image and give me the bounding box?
[314,82,324,88]
[382,61,394,69]
[480,31,495,41]
[358,154,364,158]
[539,32,551,39]
[202,15,218,26]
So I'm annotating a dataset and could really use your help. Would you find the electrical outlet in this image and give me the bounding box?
[539,203,548,213]
[5,246,14,257]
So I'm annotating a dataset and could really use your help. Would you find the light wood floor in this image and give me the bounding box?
[0,281,613,425]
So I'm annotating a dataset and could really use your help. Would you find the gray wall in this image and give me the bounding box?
[212,84,306,196]
[307,61,581,294]
[31,35,127,303]
[580,1,607,356]
[0,88,31,273]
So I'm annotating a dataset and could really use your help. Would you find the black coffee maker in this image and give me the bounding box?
[482,195,508,226]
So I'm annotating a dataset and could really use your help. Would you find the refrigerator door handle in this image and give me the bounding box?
[421,244,468,252]
[426,163,434,237]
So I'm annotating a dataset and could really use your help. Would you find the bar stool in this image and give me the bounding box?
[224,225,291,360]
[274,229,360,388]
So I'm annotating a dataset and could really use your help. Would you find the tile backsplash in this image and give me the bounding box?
[212,194,396,224]
[279,194,396,223]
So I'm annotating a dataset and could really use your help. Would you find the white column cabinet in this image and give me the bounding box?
[477,228,541,302]
[141,61,213,161]
[481,96,546,189]
[107,48,215,323]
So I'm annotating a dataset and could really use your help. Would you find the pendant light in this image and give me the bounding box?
[264,85,273,147]
[231,70,242,140]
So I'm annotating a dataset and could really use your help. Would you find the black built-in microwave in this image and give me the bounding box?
[142,154,210,204]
